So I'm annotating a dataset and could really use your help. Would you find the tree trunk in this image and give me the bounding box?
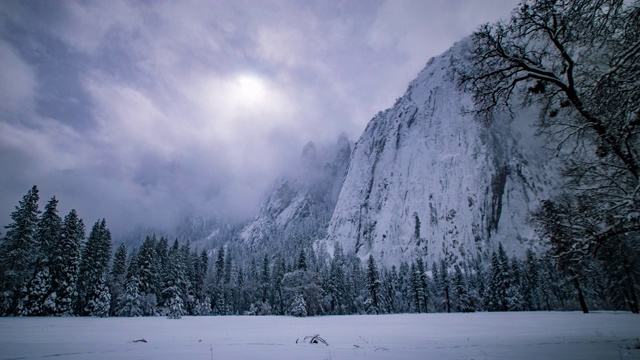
[625,268,639,314]
[444,286,451,313]
[574,279,589,314]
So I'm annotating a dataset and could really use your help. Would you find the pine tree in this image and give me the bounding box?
[438,259,451,313]
[384,266,399,313]
[506,257,524,311]
[416,258,429,313]
[85,274,111,317]
[327,249,347,314]
[109,243,127,316]
[289,293,307,317]
[452,265,470,312]
[15,197,64,316]
[179,241,195,314]
[166,290,185,319]
[154,237,169,302]
[53,209,84,316]
[257,253,269,306]
[486,251,504,311]
[135,236,158,315]
[36,197,62,266]
[271,256,287,314]
[16,267,55,316]
[0,186,40,315]
[136,236,158,295]
[193,250,208,302]
[215,246,225,283]
[396,261,412,313]
[297,249,308,271]
[162,240,188,316]
[365,255,381,314]
[224,250,232,284]
[467,255,486,311]
[486,244,512,311]
[520,250,536,310]
[116,275,143,317]
[78,219,112,315]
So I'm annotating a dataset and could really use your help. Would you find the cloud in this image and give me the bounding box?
[0,41,36,115]
[0,0,521,237]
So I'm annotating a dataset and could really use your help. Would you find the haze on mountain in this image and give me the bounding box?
[0,0,519,238]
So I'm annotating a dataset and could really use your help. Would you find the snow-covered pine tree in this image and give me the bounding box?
[466,254,486,311]
[438,258,451,313]
[166,289,185,319]
[116,275,143,317]
[215,246,225,284]
[260,254,270,304]
[109,243,127,316]
[161,240,188,316]
[297,249,307,271]
[111,243,128,283]
[54,209,84,316]
[223,249,232,284]
[36,197,62,267]
[289,293,307,317]
[416,258,429,313]
[281,267,325,316]
[271,255,287,315]
[520,250,541,311]
[78,219,112,315]
[486,251,503,311]
[397,261,413,313]
[16,267,55,316]
[365,255,381,314]
[85,273,111,317]
[15,197,64,316]
[506,257,524,311]
[192,295,212,316]
[383,266,399,313]
[0,186,40,315]
[486,244,512,311]
[192,250,208,305]
[326,248,347,314]
[179,242,195,314]
[135,236,158,315]
[452,264,471,312]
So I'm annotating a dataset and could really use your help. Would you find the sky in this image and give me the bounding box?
[0,0,519,238]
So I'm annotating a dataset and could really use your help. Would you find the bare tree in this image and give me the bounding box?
[456,0,640,250]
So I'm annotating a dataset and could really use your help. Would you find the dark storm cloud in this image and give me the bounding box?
[0,0,519,237]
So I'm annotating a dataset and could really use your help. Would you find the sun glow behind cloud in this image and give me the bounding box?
[183,72,296,146]
[233,74,267,105]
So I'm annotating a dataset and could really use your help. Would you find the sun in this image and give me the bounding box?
[233,75,267,104]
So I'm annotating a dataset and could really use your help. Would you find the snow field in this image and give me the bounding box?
[0,312,639,360]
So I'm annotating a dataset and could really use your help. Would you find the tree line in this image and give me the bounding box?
[1,186,637,318]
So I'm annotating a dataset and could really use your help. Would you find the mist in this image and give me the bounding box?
[0,0,519,238]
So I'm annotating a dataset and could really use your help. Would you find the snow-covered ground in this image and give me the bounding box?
[1,312,638,360]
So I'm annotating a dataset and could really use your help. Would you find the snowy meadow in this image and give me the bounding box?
[1,312,639,360]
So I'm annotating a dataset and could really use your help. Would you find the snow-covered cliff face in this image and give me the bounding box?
[324,42,560,266]
[240,134,351,249]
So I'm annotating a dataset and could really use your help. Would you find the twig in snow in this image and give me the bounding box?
[358,335,368,344]
[302,334,329,346]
